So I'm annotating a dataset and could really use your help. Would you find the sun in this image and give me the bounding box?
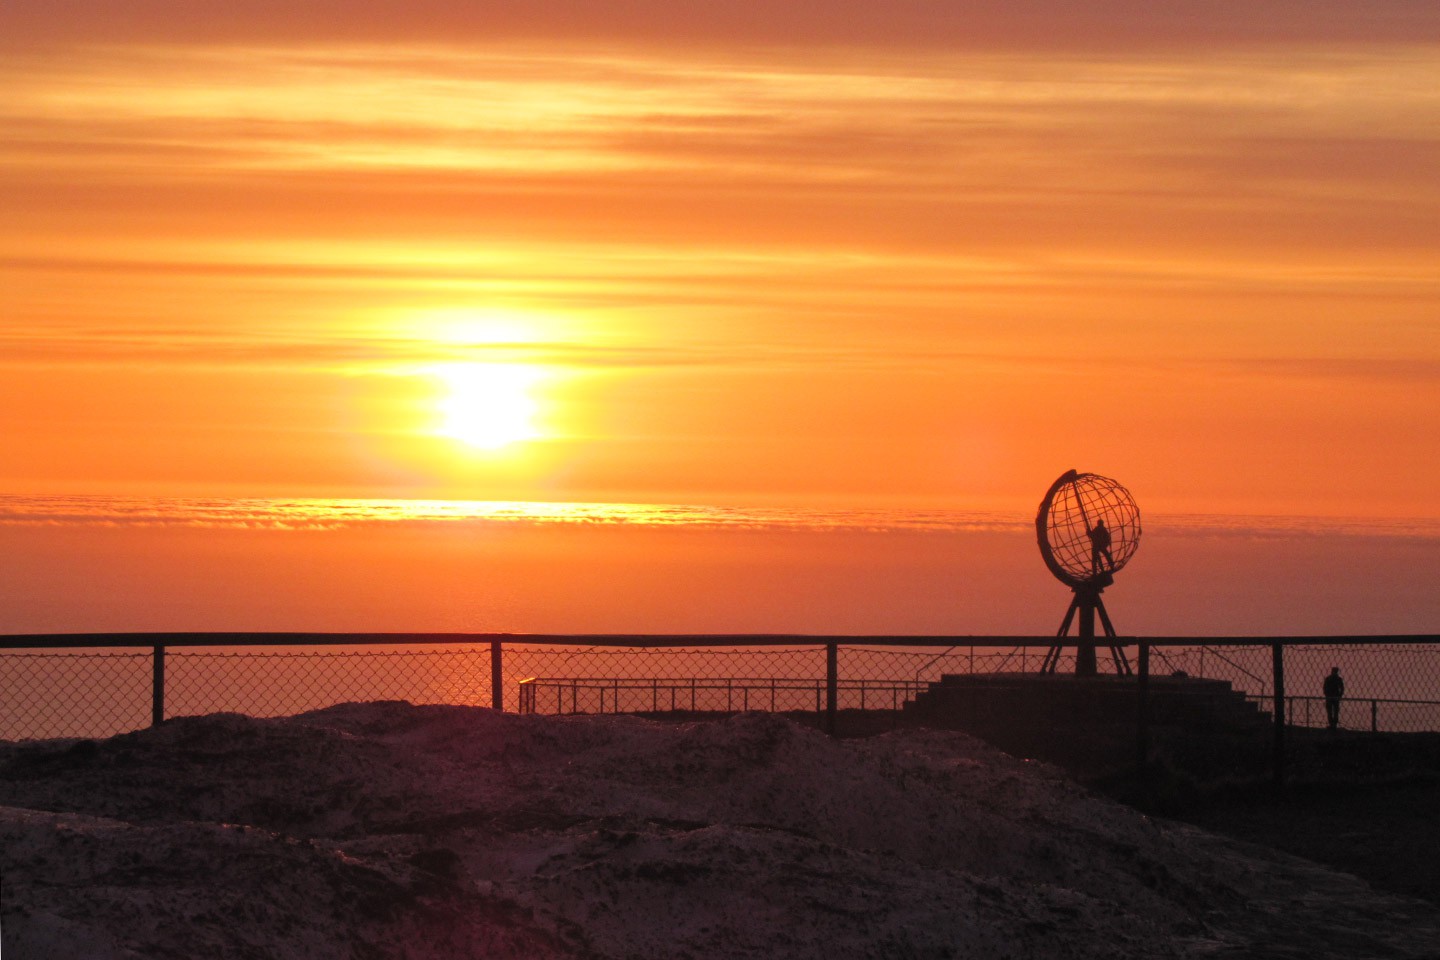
[433,363,544,450]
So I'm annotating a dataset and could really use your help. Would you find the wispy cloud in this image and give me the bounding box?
[7,45,1437,188]
[6,323,1440,394]
[0,326,877,372]
[4,1,1435,52]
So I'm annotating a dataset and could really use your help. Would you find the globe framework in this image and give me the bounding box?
[1036,470,1141,589]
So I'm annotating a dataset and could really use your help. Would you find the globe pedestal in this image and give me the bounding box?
[1076,599,1098,676]
[903,673,1267,780]
[1042,577,1131,677]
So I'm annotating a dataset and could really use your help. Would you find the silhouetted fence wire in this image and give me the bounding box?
[1,649,154,740]
[3,635,1439,782]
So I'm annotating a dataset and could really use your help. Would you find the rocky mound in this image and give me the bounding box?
[3,704,1437,958]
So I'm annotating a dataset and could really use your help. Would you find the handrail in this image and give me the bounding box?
[912,645,961,681]
[1245,692,1440,734]
[1196,644,1269,694]
[1262,693,1440,708]
[4,632,1438,650]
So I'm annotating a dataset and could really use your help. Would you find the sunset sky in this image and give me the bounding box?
[4,1,1439,519]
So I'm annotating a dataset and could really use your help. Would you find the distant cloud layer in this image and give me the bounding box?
[4,496,1439,541]
[5,1,1436,49]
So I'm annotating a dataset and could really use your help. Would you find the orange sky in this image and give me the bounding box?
[4,2,1439,517]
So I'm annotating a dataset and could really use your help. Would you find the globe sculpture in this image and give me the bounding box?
[1035,470,1141,676]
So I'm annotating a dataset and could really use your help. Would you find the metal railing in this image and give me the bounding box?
[1190,645,1270,696]
[516,676,930,716]
[1243,694,1440,733]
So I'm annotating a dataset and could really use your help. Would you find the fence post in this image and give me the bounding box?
[1136,641,1150,779]
[825,643,838,735]
[151,644,166,727]
[490,640,504,712]
[1371,699,1377,733]
[1271,643,1285,785]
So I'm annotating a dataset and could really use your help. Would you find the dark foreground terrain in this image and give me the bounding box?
[4,704,1440,959]
[954,715,1440,908]
[789,705,1440,908]
[1178,777,1440,908]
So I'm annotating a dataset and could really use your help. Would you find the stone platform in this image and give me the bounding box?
[905,672,1267,732]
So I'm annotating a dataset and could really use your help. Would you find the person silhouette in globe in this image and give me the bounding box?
[1323,666,1345,730]
[1088,519,1115,574]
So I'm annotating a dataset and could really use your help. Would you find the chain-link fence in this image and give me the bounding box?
[1141,642,1440,733]
[3,639,1099,739]
[167,647,499,720]
[1263,644,1440,733]
[4,635,1439,781]
[1150,644,1273,697]
[0,649,153,740]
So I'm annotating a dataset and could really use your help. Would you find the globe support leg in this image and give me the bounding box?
[1096,600,1133,676]
[1076,592,1098,677]
[1044,585,1130,676]
[1041,596,1080,672]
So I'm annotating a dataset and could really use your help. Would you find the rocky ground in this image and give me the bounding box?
[3,704,1439,959]
[1176,776,1440,909]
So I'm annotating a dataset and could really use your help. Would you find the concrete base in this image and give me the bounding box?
[905,672,1266,732]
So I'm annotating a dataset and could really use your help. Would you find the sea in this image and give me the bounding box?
[2,496,1438,739]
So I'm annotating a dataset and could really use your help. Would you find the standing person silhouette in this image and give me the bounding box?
[1322,667,1345,730]
[1088,519,1115,575]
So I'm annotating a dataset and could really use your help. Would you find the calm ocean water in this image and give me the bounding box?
[3,496,1438,739]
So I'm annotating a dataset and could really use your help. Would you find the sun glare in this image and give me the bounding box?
[433,363,545,450]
